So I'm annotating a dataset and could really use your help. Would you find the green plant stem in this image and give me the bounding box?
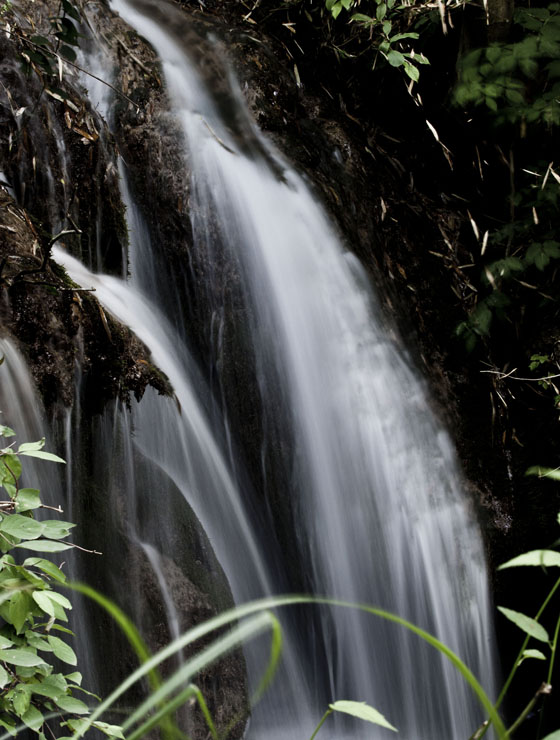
[535,612,560,739]
[309,708,333,740]
[506,682,551,736]
[476,573,560,740]
[189,684,218,740]
[468,719,490,740]
[496,574,560,709]
[547,611,560,684]
[125,684,195,740]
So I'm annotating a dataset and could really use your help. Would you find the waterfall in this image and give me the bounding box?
[3,0,498,734]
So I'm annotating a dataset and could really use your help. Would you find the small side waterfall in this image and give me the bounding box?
[56,0,499,736]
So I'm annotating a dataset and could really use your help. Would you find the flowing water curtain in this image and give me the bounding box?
[57,0,500,737]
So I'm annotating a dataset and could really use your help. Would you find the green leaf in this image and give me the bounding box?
[62,0,81,21]
[42,520,75,540]
[25,630,53,652]
[18,450,65,463]
[1,454,22,483]
[15,489,41,513]
[526,466,560,480]
[23,557,67,583]
[47,591,72,609]
[29,35,51,47]
[330,700,397,732]
[0,717,17,736]
[15,540,72,553]
[11,685,31,717]
[60,45,77,62]
[0,426,16,438]
[376,3,387,20]
[49,623,74,635]
[403,61,420,82]
[22,703,43,731]
[341,0,353,9]
[498,549,560,569]
[8,591,34,633]
[541,731,560,740]
[387,50,405,67]
[48,635,77,666]
[497,606,549,642]
[390,32,420,42]
[0,636,14,649]
[55,695,90,714]
[0,514,44,540]
[92,721,125,739]
[529,354,549,371]
[33,591,56,617]
[40,673,69,696]
[486,45,502,64]
[17,440,45,454]
[0,648,44,666]
[63,719,90,734]
[30,679,66,700]
[351,13,374,22]
[518,648,547,665]
[65,672,82,685]
[0,664,9,689]
[331,2,342,19]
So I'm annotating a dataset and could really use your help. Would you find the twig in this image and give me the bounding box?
[201,118,236,155]
[40,503,64,513]
[19,282,96,291]
[6,26,141,112]
[481,369,560,383]
[115,35,157,80]
[67,541,102,555]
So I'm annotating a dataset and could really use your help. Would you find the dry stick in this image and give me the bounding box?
[20,282,96,291]
[481,369,560,383]
[114,35,156,79]
[67,541,102,555]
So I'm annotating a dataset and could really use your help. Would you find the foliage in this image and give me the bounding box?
[1,425,557,740]
[454,4,560,125]
[0,424,122,739]
[451,3,560,364]
[490,507,560,738]
[322,0,430,81]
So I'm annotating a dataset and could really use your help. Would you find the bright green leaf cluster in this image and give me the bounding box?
[0,425,122,739]
[325,0,430,81]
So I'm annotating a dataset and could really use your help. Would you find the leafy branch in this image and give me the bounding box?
[0,423,119,739]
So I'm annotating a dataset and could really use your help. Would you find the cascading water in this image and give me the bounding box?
[52,0,500,736]
[0,0,500,735]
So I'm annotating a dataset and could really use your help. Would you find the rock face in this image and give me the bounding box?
[0,8,164,409]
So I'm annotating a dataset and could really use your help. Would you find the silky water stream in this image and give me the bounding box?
[5,0,499,736]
